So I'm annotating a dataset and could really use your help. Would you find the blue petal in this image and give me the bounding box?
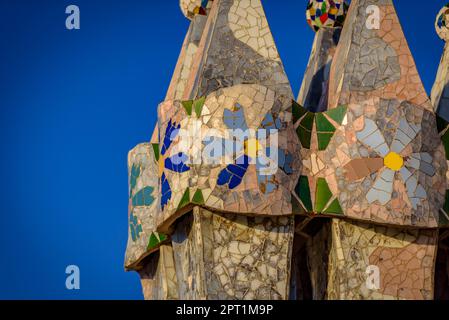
[161,173,172,209]
[227,164,246,178]
[223,104,248,130]
[217,169,232,186]
[229,175,243,189]
[216,155,250,189]
[165,153,190,173]
[161,119,181,156]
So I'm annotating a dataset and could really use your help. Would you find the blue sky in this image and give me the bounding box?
[0,0,444,299]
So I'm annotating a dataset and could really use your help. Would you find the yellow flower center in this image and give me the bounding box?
[384,152,403,171]
[244,139,261,158]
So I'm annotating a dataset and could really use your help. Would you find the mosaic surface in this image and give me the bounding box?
[156,84,300,232]
[327,219,437,300]
[171,207,294,299]
[181,0,292,100]
[306,0,348,32]
[126,0,449,300]
[124,144,168,270]
[138,245,179,300]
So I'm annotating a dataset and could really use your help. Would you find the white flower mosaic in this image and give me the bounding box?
[355,117,436,209]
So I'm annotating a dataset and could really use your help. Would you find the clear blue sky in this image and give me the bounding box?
[0,0,444,299]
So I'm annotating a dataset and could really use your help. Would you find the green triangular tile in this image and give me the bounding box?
[322,2,327,13]
[297,112,314,149]
[315,113,336,132]
[192,189,205,205]
[295,176,313,212]
[297,126,312,149]
[194,97,206,117]
[437,115,449,133]
[147,233,159,250]
[152,143,160,161]
[292,194,306,215]
[315,178,333,213]
[300,112,315,131]
[323,198,343,215]
[292,100,307,123]
[182,100,193,115]
[158,233,167,242]
[439,210,449,227]
[317,132,335,151]
[177,188,190,210]
[443,190,449,213]
[325,105,347,125]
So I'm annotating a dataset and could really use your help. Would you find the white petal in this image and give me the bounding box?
[356,119,389,156]
[365,169,394,205]
[391,119,420,153]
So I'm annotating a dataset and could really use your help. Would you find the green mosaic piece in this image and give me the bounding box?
[294,104,346,150]
[192,189,205,205]
[297,112,315,149]
[292,100,307,123]
[177,188,190,210]
[325,105,347,125]
[152,143,160,161]
[297,126,312,149]
[194,96,206,117]
[296,176,313,212]
[315,113,335,132]
[317,132,334,150]
[147,233,159,250]
[147,232,168,251]
[315,178,332,213]
[323,198,343,215]
[440,211,449,227]
[292,194,305,214]
[300,111,315,129]
[182,100,193,115]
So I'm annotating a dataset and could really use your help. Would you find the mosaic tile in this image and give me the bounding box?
[436,3,449,42]
[180,0,212,19]
[171,208,294,299]
[327,219,437,300]
[296,176,313,212]
[315,177,333,212]
[125,144,169,271]
[138,245,179,300]
[306,0,348,32]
